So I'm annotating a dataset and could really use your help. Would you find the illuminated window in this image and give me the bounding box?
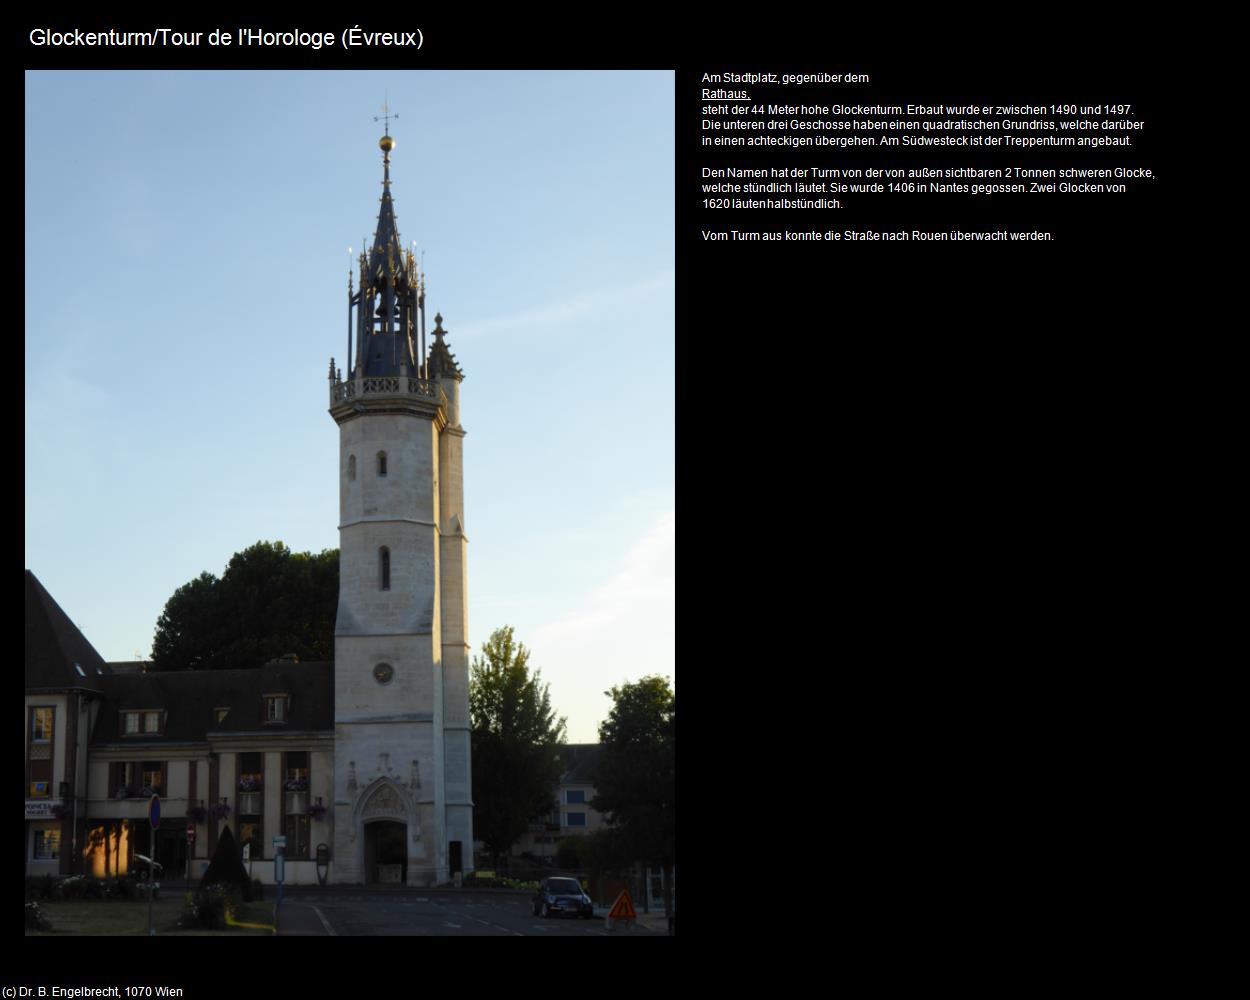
[34,829,60,860]
[265,696,288,724]
[123,712,140,735]
[143,711,161,734]
[30,707,54,742]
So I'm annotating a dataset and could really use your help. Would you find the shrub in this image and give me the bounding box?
[179,883,240,930]
[61,875,87,900]
[25,900,52,931]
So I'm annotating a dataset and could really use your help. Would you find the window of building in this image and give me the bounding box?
[265,696,289,724]
[30,707,54,742]
[140,762,163,796]
[238,751,264,812]
[283,813,311,859]
[566,790,585,804]
[239,750,265,858]
[565,812,586,827]
[30,781,50,798]
[348,454,357,481]
[377,451,388,476]
[34,829,60,860]
[214,708,230,724]
[121,710,161,736]
[283,751,310,859]
[111,762,136,798]
[380,547,391,590]
[238,817,263,860]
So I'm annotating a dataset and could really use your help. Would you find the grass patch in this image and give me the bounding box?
[25,896,273,936]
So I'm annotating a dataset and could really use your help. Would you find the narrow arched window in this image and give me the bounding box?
[380,547,390,590]
[348,455,357,481]
[377,451,388,477]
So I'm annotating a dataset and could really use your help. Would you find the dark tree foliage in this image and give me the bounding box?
[151,541,338,670]
[469,626,567,866]
[592,675,675,926]
[199,824,251,897]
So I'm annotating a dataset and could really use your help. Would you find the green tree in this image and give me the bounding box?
[151,541,339,670]
[592,675,675,931]
[469,627,567,868]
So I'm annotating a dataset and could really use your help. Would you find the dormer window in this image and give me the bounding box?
[122,710,163,736]
[265,695,289,724]
[214,707,230,725]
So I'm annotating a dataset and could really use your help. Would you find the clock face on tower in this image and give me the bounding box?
[373,662,394,684]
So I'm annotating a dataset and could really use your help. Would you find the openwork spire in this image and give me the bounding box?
[349,117,421,379]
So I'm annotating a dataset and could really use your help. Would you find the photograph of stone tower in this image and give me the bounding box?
[25,71,673,893]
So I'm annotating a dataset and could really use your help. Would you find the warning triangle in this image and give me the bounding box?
[608,889,637,920]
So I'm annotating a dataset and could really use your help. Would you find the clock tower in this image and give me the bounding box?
[327,123,473,885]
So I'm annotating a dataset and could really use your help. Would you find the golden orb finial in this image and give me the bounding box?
[380,134,395,153]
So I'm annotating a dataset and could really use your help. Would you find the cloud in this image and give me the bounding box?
[455,269,674,341]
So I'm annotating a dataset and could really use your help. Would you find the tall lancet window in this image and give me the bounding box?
[348,455,356,481]
[380,547,391,591]
[377,451,388,477]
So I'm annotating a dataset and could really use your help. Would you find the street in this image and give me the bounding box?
[275,889,665,936]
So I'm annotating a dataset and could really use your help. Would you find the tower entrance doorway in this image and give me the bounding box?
[364,820,407,884]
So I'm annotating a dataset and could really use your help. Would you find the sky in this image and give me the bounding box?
[24,71,674,743]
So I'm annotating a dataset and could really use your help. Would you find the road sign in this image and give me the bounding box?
[273,835,287,849]
[149,795,161,830]
[608,889,637,921]
[186,822,196,842]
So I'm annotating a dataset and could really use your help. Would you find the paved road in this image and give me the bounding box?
[277,891,663,936]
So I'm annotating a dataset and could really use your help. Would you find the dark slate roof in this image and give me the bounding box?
[90,661,333,745]
[25,570,109,693]
[557,743,602,784]
[426,314,464,380]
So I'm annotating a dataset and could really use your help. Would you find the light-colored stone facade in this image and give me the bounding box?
[329,370,473,885]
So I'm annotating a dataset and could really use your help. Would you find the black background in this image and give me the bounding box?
[21,14,1186,973]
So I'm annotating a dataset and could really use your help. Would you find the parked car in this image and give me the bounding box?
[130,854,163,895]
[532,876,594,919]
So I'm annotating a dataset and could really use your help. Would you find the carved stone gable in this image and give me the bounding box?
[361,782,407,820]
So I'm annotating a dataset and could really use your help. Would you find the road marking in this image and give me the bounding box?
[311,905,338,936]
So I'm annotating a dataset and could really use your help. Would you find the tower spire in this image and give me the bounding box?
[349,110,420,379]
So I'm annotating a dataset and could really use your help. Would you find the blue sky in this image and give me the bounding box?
[25,71,674,743]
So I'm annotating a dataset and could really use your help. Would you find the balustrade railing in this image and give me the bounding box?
[331,376,445,407]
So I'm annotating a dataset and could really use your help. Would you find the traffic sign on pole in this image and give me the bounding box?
[149,794,161,830]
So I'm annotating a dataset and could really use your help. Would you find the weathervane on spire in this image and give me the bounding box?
[375,99,398,181]
[375,98,399,135]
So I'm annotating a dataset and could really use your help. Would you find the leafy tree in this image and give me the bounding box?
[151,541,338,670]
[592,675,675,931]
[469,627,566,868]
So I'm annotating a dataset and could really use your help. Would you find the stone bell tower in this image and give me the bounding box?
[327,119,472,885]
